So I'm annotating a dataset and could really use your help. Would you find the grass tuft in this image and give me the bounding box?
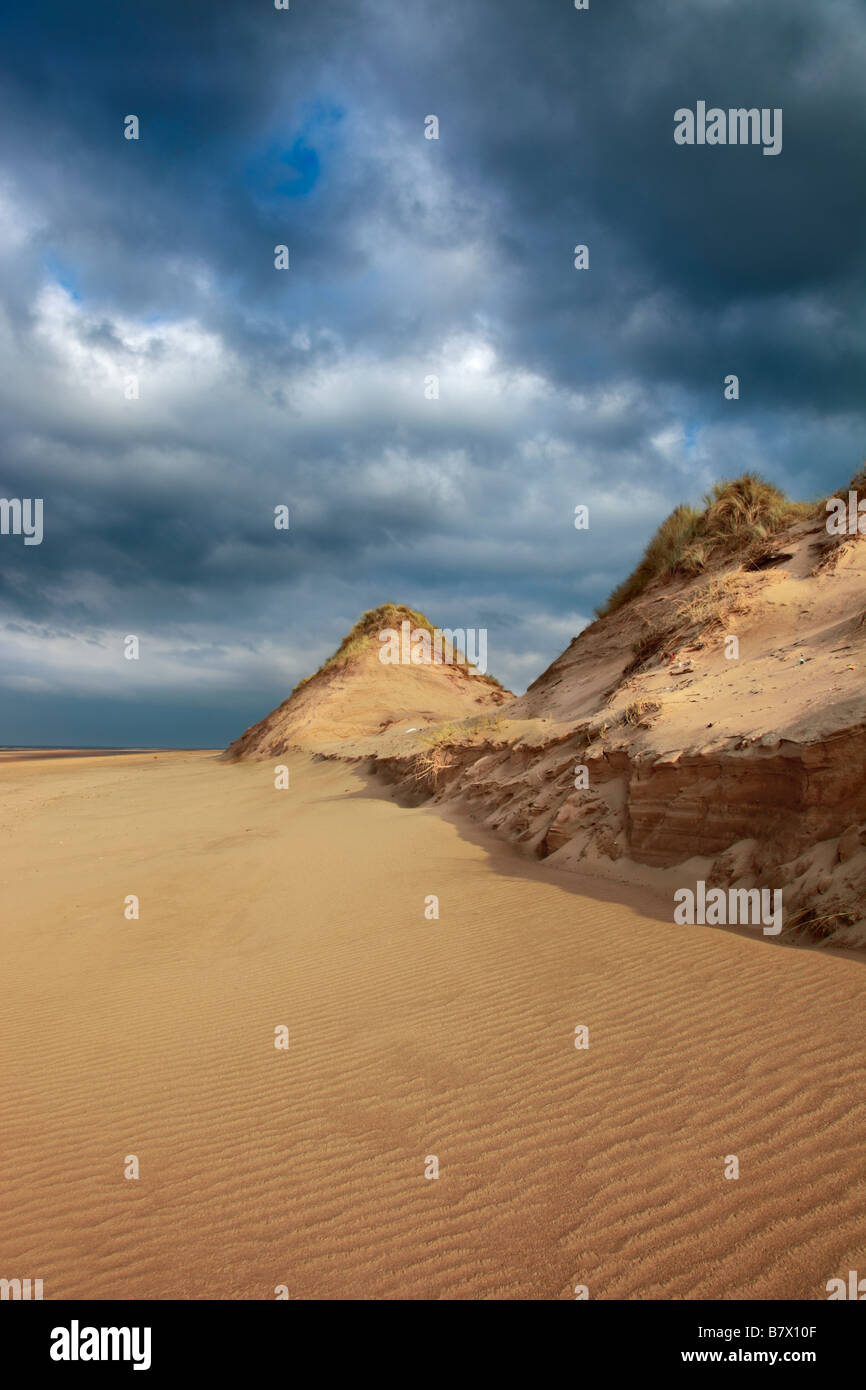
[596,474,813,618]
[625,573,753,675]
[290,603,507,695]
[621,699,660,726]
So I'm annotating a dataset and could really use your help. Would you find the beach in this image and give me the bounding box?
[1,750,864,1299]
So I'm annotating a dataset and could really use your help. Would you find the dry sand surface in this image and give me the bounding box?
[2,750,865,1299]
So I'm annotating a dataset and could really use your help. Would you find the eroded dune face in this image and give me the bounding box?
[222,605,511,761]
[363,516,866,947]
[221,512,866,945]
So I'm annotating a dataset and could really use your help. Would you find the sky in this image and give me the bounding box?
[0,0,864,746]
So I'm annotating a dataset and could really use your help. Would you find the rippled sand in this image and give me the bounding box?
[1,751,864,1299]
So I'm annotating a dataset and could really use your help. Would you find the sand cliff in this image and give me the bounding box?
[225,492,866,946]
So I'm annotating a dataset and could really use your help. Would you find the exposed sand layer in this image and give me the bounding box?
[2,751,865,1299]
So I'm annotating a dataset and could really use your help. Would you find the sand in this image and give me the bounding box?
[351,518,866,947]
[1,750,865,1300]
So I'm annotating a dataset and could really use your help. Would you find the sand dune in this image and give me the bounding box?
[222,491,866,948]
[222,603,510,762]
[360,498,866,947]
[1,751,865,1299]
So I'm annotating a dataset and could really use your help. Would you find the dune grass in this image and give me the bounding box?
[625,571,754,675]
[621,698,660,727]
[290,605,432,694]
[291,603,508,695]
[596,474,814,619]
[810,464,866,574]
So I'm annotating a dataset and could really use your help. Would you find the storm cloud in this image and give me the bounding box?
[0,0,863,744]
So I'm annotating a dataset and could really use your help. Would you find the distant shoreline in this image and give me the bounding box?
[0,746,218,762]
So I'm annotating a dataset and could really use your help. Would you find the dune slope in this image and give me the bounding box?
[368,485,866,947]
[223,603,510,761]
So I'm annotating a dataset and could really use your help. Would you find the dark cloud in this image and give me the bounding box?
[0,0,863,743]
